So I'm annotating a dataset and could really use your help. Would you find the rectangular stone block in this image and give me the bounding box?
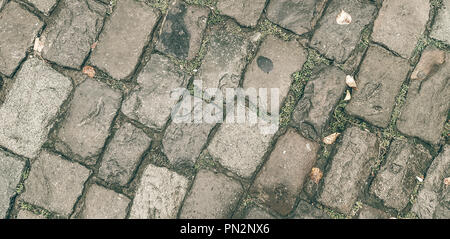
[27,0,58,15]
[79,184,130,219]
[0,150,25,218]
[217,0,266,27]
[430,0,450,45]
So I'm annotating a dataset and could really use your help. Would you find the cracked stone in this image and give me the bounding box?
[356,204,390,219]
[0,58,72,158]
[0,150,25,218]
[217,0,266,27]
[250,129,319,216]
[430,0,450,44]
[292,200,330,219]
[41,0,107,69]
[412,145,450,219]
[27,0,58,15]
[90,0,159,79]
[292,65,347,141]
[79,184,130,219]
[122,54,188,129]
[245,207,276,219]
[0,2,43,76]
[397,48,450,144]
[156,0,209,60]
[370,140,432,210]
[20,151,90,216]
[98,122,152,186]
[318,127,378,214]
[57,79,122,165]
[180,170,243,219]
[310,0,376,63]
[372,0,430,58]
[130,165,189,219]
[346,45,410,128]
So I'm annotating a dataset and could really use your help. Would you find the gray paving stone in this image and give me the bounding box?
[79,184,130,219]
[0,0,5,10]
[0,2,43,76]
[250,129,319,216]
[130,165,189,219]
[180,170,243,219]
[412,146,450,219]
[372,0,430,58]
[292,65,347,141]
[397,48,450,144]
[0,58,72,158]
[122,54,188,129]
[267,0,327,35]
[57,79,122,165]
[430,0,450,44]
[98,122,152,186]
[292,200,330,219]
[346,45,410,128]
[27,0,58,15]
[41,0,107,69]
[20,151,90,216]
[90,0,159,79]
[0,150,25,218]
[310,0,376,63]
[370,140,432,210]
[156,0,209,60]
[356,204,390,219]
[318,127,378,214]
[216,0,266,27]
[16,209,46,219]
[245,207,275,219]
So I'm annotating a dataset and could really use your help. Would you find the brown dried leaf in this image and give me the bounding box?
[310,168,323,184]
[336,10,352,25]
[346,75,357,89]
[91,41,98,50]
[344,90,352,101]
[323,133,341,145]
[445,177,450,187]
[82,66,96,78]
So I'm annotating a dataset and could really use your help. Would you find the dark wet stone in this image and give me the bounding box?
[256,56,274,74]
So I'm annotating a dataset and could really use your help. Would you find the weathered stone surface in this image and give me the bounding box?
[310,0,376,63]
[318,127,378,214]
[0,150,25,218]
[156,0,208,60]
[130,165,189,219]
[0,0,5,10]
[27,0,58,15]
[267,0,327,35]
[372,0,430,58]
[122,54,188,129]
[370,140,432,210]
[0,58,72,158]
[243,36,307,112]
[79,184,130,219]
[412,146,450,219]
[430,0,450,44]
[245,207,275,219]
[356,204,390,219]
[41,0,107,69]
[292,200,330,219]
[250,129,319,216]
[16,210,46,219]
[98,123,151,186]
[397,49,450,144]
[292,65,347,141]
[180,170,242,219]
[346,45,410,128]
[217,0,266,27]
[21,151,90,216]
[57,79,121,164]
[411,48,446,81]
[90,0,159,79]
[0,2,43,76]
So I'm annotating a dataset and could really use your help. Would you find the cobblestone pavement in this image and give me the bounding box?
[0,0,449,219]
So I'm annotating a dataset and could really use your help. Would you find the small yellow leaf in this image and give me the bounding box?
[310,168,323,184]
[323,133,341,145]
[346,75,357,89]
[336,10,352,25]
[82,66,96,78]
[344,90,352,101]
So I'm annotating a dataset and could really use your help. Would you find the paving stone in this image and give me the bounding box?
[356,204,390,219]
[90,0,159,79]
[370,140,432,210]
[0,150,25,218]
[98,122,152,186]
[430,0,450,44]
[397,49,450,144]
[16,210,46,219]
[79,184,130,219]
[122,54,188,129]
[267,0,327,35]
[292,200,330,219]
[180,170,243,219]
[318,127,378,214]
[0,58,72,158]
[130,165,189,219]
[310,0,376,63]
[27,0,58,15]
[243,35,307,112]
[20,151,90,216]
[216,0,265,27]
[245,207,275,219]
[346,45,410,128]
[41,0,107,69]
[250,129,319,216]
[0,2,43,76]
[412,146,450,219]
[0,0,5,10]
[57,79,122,165]
[372,0,429,58]
[156,0,208,60]
[292,65,347,141]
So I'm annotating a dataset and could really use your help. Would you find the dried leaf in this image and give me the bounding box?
[416,176,424,183]
[82,66,96,78]
[323,133,341,145]
[34,37,45,53]
[444,177,450,186]
[310,167,323,184]
[91,41,98,50]
[346,75,357,89]
[344,90,352,101]
[336,10,352,25]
